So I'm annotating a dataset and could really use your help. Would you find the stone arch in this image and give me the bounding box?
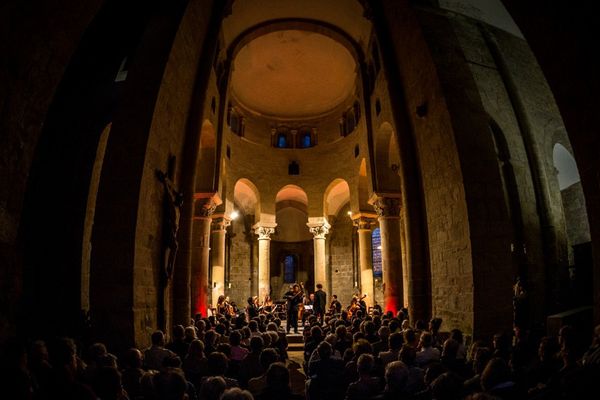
[374,122,401,191]
[195,119,217,192]
[234,178,261,218]
[324,179,351,218]
[275,184,311,242]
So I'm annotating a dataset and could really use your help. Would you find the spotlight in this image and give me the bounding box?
[230,210,239,220]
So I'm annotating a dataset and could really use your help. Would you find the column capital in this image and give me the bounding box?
[369,193,402,218]
[352,215,378,230]
[211,215,231,232]
[253,222,277,240]
[193,192,222,218]
[307,220,331,239]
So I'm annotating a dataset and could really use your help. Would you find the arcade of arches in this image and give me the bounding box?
[1,0,599,350]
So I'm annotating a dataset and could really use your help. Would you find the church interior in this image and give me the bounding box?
[1,0,600,398]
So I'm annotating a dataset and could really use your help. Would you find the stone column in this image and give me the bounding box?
[211,216,231,307]
[371,195,403,314]
[253,223,276,301]
[354,216,377,307]
[191,197,218,317]
[307,220,331,295]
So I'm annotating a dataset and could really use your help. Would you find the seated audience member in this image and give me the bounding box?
[121,348,145,399]
[256,362,303,400]
[399,344,425,394]
[183,339,209,389]
[198,376,226,400]
[440,338,468,379]
[463,347,492,395]
[345,353,382,400]
[377,361,409,400]
[582,324,600,366]
[372,326,390,356]
[92,366,127,400]
[416,332,441,367]
[153,367,189,400]
[167,325,191,360]
[0,338,33,400]
[202,352,238,388]
[144,331,176,371]
[47,337,96,400]
[379,332,403,368]
[430,372,464,400]
[221,387,254,400]
[480,357,519,399]
[247,348,279,396]
[239,336,264,387]
[449,329,466,361]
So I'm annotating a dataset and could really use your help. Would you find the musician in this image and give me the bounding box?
[217,295,227,315]
[372,300,382,315]
[284,283,303,334]
[247,296,259,319]
[262,294,273,313]
[357,293,367,314]
[314,283,327,324]
[329,294,342,315]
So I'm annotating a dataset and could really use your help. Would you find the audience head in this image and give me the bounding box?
[389,332,404,351]
[385,361,409,393]
[431,372,463,400]
[266,362,290,391]
[317,341,333,360]
[172,325,185,340]
[429,318,443,333]
[207,352,228,376]
[250,336,264,353]
[442,339,459,360]
[220,388,254,400]
[151,330,166,347]
[153,368,188,400]
[259,348,279,370]
[399,344,417,366]
[357,353,375,376]
[123,348,143,369]
[352,339,373,358]
[199,376,226,400]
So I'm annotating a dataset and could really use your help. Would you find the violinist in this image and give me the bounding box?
[224,296,236,316]
[284,283,303,334]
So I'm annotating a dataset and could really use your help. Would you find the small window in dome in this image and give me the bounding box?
[277,134,287,148]
[302,133,312,148]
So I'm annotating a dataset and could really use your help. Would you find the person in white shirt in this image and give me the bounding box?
[416,332,441,367]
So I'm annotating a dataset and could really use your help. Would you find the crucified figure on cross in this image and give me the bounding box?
[156,168,183,282]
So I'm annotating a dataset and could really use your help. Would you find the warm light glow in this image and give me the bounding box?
[347,211,352,216]
[377,245,382,250]
[230,210,240,220]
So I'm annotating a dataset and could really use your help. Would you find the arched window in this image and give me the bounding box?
[301,133,312,148]
[284,255,296,283]
[277,133,287,148]
[372,228,382,278]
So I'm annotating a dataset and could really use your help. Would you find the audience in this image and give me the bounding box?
[3,307,600,400]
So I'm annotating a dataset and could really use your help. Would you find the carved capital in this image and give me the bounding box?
[211,216,231,232]
[193,193,222,218]
[254,226,275,240]
[308,223,331,239]
[353,216,377,231]
[370,195,402,218]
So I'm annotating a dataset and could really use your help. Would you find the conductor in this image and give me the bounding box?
[314,283,327,325]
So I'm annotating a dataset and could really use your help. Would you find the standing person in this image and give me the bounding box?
[314,283,327,325]
[285,284,303,334]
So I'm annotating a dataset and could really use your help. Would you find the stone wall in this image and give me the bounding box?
[329,208,355,308]
[226,215,253,307]
[562,182,591,247]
